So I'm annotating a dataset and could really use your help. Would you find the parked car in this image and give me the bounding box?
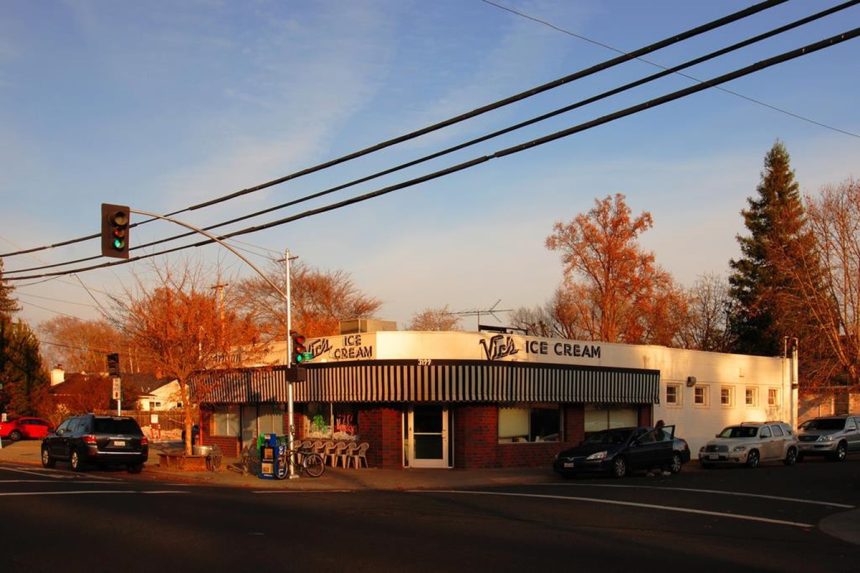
[797,414,860,462]
[41,414,148,473]
[553,425,678,478]
[0,416,53,442]
[698,421,798,468]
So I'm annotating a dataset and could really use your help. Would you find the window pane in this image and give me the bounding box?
[530,407,560,441]
[499,407,529,441]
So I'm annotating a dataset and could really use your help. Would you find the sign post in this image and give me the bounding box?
[112,377,121,415]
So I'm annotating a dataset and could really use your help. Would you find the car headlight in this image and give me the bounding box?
[732,445,747,452]
[587,451,608,461]
[818,435,834,442]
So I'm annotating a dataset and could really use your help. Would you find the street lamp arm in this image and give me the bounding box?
[130,208,286,299]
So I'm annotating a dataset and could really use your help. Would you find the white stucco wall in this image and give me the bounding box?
[271,331,793,454]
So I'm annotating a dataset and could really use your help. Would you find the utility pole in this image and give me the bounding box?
[278,249,300,479]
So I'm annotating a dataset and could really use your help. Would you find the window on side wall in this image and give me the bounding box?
[666,384,681,406]
[694,385,709,407]
[720,386,733,407]
[498,405,561,443]
[745,387,757,406]
[768,388,779,407]
[213,405,240,437]
[583,404,638,433]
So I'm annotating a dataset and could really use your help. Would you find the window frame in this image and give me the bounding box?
[693,384,710,407]
[665,383,682,407]
[498,404,562,444]
[767,387,779,407]
[745,387,757,407]
[720,386,734,408]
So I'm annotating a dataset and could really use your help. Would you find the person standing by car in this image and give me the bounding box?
[646,420,672,477]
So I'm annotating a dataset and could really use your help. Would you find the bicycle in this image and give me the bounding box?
[276,446,325,478]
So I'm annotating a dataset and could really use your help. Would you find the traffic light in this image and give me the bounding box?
[106,353,120,376]
[290,331,313,364]
[101,203,130,259]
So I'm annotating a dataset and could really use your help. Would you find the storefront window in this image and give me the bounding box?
[584,404,638,433]
[304,402,359,440]
[498,405,560,443]
[257,404,284,435]
[213,405,239,437]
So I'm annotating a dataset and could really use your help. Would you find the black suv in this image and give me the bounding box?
[41,414,148,473]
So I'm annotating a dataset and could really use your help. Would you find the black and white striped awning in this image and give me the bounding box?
[192,361,659,405]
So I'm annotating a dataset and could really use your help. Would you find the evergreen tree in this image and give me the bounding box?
[0,259,20,316]
[728,141,814,356]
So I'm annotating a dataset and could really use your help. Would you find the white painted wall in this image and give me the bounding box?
[266,331,792,454]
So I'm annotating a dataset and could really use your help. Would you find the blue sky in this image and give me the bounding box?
[1,0,858,333]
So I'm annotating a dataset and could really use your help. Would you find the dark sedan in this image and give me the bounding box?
[553,425,678,478]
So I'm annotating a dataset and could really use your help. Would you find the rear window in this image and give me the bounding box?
[718,426,759,438]
[802,418,846,431]
[93,418,142,435]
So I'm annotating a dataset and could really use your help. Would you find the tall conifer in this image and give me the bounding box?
[728,141,814,356]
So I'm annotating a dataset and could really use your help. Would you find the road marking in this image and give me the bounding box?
[0,466,123,481]
[251,490,353,494]
[0,490,189,497]
[0,479,119,484]
[414,490,816,529]
[536,483,854,509]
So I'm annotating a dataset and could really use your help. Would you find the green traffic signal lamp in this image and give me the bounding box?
[101,203,131,259]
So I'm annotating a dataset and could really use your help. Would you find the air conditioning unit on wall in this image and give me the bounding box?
[686,376,697,387]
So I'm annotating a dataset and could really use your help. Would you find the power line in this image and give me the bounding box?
[0,0,787,261]
[9,0,846,276]
[6,27,858,283]
[481,0,860,139]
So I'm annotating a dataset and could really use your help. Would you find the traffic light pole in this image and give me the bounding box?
[127,208,300,478]
[283,248,298,479]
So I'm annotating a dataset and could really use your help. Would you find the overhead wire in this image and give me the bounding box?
[0,0,787,261]
[481,0,860,139]
[8,0,851,275]
[6,26,858,282]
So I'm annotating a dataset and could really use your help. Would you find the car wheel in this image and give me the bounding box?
[70,449,83,472]
[8,430,22,442]
[41,446,56,468]
[670,452,683,474]
[832,442,848,462]
[746,449,760,468]
[127,463,143,474]
[783,447,798,466]
[611,457,627,478]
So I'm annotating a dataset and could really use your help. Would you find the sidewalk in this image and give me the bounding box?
[0,439,557,491]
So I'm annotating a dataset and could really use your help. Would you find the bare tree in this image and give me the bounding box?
[771,179,860,387]
[235,261,382,339]
[406,306,461,331]
[676,273,733,352]
[39,317,123,373]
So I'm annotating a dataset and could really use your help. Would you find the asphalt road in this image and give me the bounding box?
[1,458,859,572]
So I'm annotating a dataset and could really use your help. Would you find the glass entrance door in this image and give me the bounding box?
[408,405,449,468]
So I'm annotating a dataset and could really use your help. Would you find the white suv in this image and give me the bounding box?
[698,421,799,469]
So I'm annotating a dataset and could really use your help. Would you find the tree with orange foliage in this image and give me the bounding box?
[545,194,686,345]
[117,262,261,455]
[235,261,381,340]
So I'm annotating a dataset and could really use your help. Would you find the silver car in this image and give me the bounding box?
[698,421,799,469]
[797,415,860,462]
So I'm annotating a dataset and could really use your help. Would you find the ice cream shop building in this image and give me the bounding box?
[195,326,795,469]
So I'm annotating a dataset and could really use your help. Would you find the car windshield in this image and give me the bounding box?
[583,429,633,445]
[801,418,845,431]
[718,426,758,438]
[93,418,142,435]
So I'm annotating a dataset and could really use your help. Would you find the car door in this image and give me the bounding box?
[757,425,775,460]
[768,424,787,461]
[49,419,71,457]
[846,417,860,452]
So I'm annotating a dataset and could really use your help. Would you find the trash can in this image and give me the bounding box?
[181,424,200,446]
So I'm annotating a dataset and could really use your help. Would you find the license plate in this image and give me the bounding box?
[113,440,126,447]
[708,454,719,460]
[563,462,574,468]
